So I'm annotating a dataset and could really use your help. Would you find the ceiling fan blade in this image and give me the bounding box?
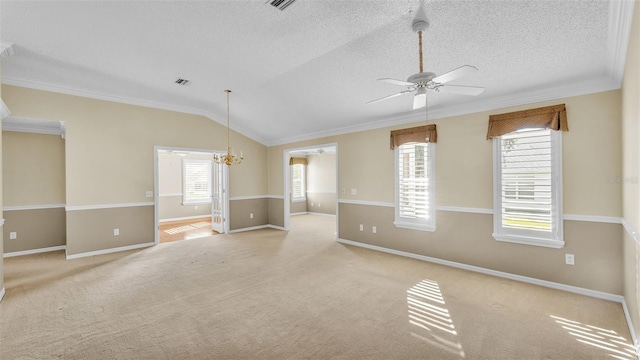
[378,78,414,87]
[435,84,485,96]
[431,65,479,84]
[366,90,413,104]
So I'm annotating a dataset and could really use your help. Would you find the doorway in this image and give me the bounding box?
[283,143,338,235]
[154,146,228,244]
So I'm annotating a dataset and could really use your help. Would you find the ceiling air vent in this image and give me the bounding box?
[174,78,190,86]
[267,0,296,11]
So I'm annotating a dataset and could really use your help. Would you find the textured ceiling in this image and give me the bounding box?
[0,1,634,145]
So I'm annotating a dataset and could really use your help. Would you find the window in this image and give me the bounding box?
[183,159,212,205]
[291,163,306,202]
[394,142,436,231]
[493,128,563,248]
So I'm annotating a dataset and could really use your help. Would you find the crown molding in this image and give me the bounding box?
[606,0,636,87]
[265,75,620,146]
[2,116,66,137]
[0,42,15,57]
[1,77,270,146]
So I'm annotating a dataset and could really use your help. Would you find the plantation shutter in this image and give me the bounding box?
[398,142,430,220]
[183,159,212,204]
[500,129,552,232]
[291,164,305,199]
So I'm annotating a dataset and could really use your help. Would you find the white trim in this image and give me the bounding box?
[394,221,436,232]
[0,219,4,227]
[621,298,640,359]
[307,212,336,217]
[0,288,5,303]
[267,225,287,231]
[338,199,395,208]
[3,204,65,211]
[159,215,211,223]
[229,195,269,201]
[65,242,155,260]
[3,245,66,258]
[306,191,337,195]
[622,218,640,246]
[436,206,493,214]
[159,193,182,197]
[1,77,269,145]
[291,212,308,216]
[493,233,564,249]
[267,195,285,200]
[336,238,622,302]
[2,116,66,137]
[65,202,154,211]
[607,0,636,88]
[563,214,622,224]
[228,225,270,233]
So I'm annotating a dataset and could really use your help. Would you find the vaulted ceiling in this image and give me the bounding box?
[1,1,635,145]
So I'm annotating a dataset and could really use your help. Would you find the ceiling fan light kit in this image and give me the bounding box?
[367,2,485,110]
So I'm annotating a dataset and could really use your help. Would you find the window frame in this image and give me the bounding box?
[182,158,213,205]
[291,163,306,202]
[394,141,436,232]
[492,128,564,248]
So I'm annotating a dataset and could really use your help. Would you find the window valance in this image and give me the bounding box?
[289,157,307,166]
[486,104,568,140]
[390,124,437,149]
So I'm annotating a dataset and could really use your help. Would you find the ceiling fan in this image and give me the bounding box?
[367,3,485,110]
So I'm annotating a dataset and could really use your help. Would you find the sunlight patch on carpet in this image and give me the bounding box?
[408,279,465,358]
[550,315,636,359]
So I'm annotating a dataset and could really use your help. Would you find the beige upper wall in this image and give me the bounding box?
[307,153,336,193]
[2,131,65,206]
[1,85,268,205]
[623,1,640,231]
[269,90,622,217]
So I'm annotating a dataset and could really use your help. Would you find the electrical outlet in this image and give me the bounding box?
[114,228,120,236]
[9,232,17,240]
[359,224,363,231]
[250,213,254,219]
[372,226,377,234]
[145,191,153,198]
[342,188,346,195]
[351,188,357,195]
[565,254,575,265]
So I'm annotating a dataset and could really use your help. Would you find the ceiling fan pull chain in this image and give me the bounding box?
[418,31,424,73]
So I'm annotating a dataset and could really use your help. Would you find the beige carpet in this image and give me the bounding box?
[0,215,635,359]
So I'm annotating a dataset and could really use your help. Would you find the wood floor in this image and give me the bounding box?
[159,217,218,243]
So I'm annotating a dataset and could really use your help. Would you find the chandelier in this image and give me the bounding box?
[214,89,243,166]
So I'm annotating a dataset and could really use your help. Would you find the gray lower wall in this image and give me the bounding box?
[307,192,336,215]
[66,205,154,256]
[339,202,623,295]
[159,195,210,221]
[3,208,66,253]
[229,198,268,230]
[269,198,284,228]
[290,200,306,214]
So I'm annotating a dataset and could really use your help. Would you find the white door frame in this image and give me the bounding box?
[283,142,338,234]
[154,146,229,244]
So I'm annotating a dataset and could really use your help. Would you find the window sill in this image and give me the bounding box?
[493,233,564,249]
[394,221,436,232]
[183,201,211,206]
[292,198,306,203]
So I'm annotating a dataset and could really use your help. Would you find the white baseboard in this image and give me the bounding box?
[336,238,622,302]
[621,298,640,358]
[267,225,286,231]
[159,215,211,223]
[228,225,270,233]
[66,242,155,260]
[4,245,66,258]
[0,287,5,303]
[290,212,308,216]
[307,212,336,217]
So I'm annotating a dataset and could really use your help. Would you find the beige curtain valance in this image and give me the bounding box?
[390,124,437,149]
[486,104,568,140]
[289,157,307,166]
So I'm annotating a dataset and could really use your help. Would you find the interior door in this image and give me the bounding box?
[211,160,225,233]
